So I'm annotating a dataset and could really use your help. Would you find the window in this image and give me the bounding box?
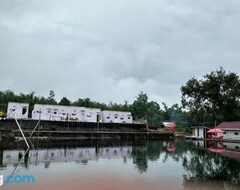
[234,132,239,135]
[22,107,27,115]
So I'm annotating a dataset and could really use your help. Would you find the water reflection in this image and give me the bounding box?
[0,138,239,190]
[0,139,176,173]
[3,147,132,165]
[185,140,240,189]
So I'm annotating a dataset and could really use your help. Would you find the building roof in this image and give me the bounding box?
[217,121,240,129]
[162,122,176,127]
[220,151,240,160]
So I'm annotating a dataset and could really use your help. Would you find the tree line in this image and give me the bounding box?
[1,67,240,129]
[0,89,186,128]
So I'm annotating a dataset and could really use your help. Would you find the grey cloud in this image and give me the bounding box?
[0,0,240,106]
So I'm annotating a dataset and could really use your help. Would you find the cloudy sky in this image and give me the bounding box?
[0,0,240,106]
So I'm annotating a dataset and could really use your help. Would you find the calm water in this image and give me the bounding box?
[0,138,240,190]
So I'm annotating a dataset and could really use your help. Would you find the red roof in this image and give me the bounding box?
[207,128,224,133]
[217,121,240,129]
[162,122,176,127]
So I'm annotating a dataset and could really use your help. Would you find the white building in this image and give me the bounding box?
[32,104,70,121]
[7,102,29,119]
[31,104,101,122]
[192,126,207,139]
[216,121,240,141]
[85,108,101,122]
[101,110,133,124]
[68,106,86,121]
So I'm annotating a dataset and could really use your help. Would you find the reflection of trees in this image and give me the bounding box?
[132,141,162,173]
[132,139,240,189]
[132,146,148,173]
[182,145,240,189]
[147,141,161,161]
[162,140,192,163]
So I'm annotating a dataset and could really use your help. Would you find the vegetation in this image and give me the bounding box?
[1,67,239,130]
[0,89,185,128]
[181,67,240,124]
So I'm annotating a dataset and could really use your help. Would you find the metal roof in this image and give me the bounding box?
[217,121,240,129]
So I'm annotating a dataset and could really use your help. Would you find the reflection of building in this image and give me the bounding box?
[2,146,132,165]
[191,140,206,148]
[220,150,240,160]
[191,139,240,160]
[221,142,240,151]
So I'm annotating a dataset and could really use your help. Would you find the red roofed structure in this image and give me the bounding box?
[216,121,240,141]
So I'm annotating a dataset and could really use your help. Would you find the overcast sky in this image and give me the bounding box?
[1,0,240,106]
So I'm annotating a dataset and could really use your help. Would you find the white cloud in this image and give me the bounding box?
[0,0,240,106]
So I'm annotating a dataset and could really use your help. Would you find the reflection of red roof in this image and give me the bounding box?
[217,121,240,130]
[220,151,240,160]
[167,146,176,152]
[208,148,225,153]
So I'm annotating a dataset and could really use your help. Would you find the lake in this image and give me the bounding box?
[0,138,240,190]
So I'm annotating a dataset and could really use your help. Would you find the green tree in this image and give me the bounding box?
[59,97,71,106]
[72,98,93,107]
[132,91,149,120]
[47,90,57,104]
[0,90,16,112]
[131,91,163,126]
[181,67,240,122]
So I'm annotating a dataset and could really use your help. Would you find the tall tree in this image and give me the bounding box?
[131,91,163,126]
[47,90,57,104]
[132,91,149,120]
[181,68,240,122]
[59,97,71,106]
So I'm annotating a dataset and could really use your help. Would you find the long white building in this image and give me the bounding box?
[31,104,101,122]
[6,102,133,124]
